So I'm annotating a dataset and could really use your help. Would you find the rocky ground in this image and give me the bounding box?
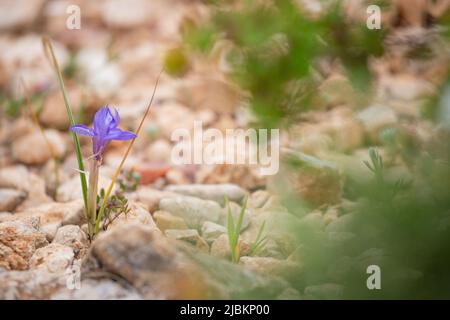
[0,0,449,299]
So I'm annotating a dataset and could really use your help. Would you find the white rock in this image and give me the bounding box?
[166,184,246,206]
[357,105,398,142]
[12,129,66,165]
[29,243,74,273]
[153,210,187,232]
[51,278,142,300]
[201,221,227,243]
[53,225,88,253]
[0,188,27,212]
[56,175,114,202]
[0,0,46,30]
[159,196,222,230]
[0,165,30,190]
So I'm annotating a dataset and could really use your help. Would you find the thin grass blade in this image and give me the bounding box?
[42,36,88,209]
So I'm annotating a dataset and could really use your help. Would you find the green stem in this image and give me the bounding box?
[87,159,99,239]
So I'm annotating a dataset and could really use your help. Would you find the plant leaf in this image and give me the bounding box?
[42,37,88,210]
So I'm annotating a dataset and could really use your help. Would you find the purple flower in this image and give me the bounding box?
[71,106,137,160]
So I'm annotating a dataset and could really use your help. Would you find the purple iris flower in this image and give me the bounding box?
[71,106,137,160]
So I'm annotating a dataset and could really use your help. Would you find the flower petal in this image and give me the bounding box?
[93,106,114,136]
[70,124,95,137]
[104,128,137,141]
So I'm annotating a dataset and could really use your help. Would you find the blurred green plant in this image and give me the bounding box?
[184,0,386,128]
[226,194,248,263]
[249,220,268,257]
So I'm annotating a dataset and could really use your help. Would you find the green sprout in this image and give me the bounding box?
[249,220,268,257]
[364,147,384,182]
[226,194,248,263]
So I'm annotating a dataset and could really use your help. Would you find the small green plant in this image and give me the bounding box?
[363,147,411,201]
[96,186,132,231]
[117,169,141,192]
[225,194,248,263]
[363,147,384,181]
[249,221,268,257]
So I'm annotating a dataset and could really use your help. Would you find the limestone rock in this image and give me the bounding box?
[159,196,222,230]
[0,218,48,270]
[0,189,27,212]
[166,184,246,206]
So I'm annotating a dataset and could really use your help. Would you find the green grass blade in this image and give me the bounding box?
[225,196,235,243]
[250,220,266,256]
[235,194,248,238]
[42,37,88,210]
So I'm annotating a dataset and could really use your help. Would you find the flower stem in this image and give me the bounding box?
[87,158,99,239]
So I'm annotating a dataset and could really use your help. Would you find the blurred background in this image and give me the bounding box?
[1,0,450,299]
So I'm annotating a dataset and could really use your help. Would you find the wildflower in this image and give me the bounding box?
[70,106,136,238]
[71,106,136,160]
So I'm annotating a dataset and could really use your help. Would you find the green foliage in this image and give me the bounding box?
[117,169,141,192]
[226,194,248,263]
[249,220,268,257]
[186,0,386,127]
[96,186,132,231]
[364,147,384,180]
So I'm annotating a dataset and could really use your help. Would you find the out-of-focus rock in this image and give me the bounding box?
[197,164,266,190]
[165,168,190,185]
[357,105,398,142]
[15,173,53,211]
[287,157,342,207]
[40,87,84,130]
[135,163,171,185]
[136,188,179,212]
[0,188,27,212]
[159,196,222,230]
[155,103,196,139]
[201,221,227,243]
[145,139,172,163]
[153,210,187,232]
[248,190,271,209]
[76,47,123,98]
[166,184,246,206]
[177,76,241,114]
[56,175,114,202]
[0,165,30,190]
[0,35,68,95]
[12,129,66,165]
[101,0,153,29]
[239,256,301,279]
[51,278,143,300]
[165,229,209,252]
[0,0,46,31]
